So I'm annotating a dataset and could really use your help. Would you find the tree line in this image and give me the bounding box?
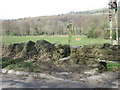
[2,11,116,39]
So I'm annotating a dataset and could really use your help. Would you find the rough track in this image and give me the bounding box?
[1,71,119,88]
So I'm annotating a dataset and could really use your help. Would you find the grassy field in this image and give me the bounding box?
[2,35,109,46]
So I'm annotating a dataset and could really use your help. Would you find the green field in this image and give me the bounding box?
[2,35,109,46]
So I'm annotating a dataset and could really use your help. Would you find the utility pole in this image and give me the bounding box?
[108,7,113,44]
[115,9,119,45]
[108,0,119,45]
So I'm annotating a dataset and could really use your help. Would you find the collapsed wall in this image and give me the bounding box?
[2,41,120,67]
[2,40,70,61]
[70,43,120,67]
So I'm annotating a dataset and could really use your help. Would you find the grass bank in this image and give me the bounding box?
[1,57,43,73]
[107,62,120,72]
[1,57,120,73]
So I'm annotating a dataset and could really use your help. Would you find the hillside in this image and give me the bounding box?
[2,8,110,38]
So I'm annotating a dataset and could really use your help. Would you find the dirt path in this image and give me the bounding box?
[1,73,91,88]
[1,70,119,88]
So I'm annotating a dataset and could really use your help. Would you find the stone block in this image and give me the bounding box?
[8,70,16,74]
[2,69,8,74]
[84,45,94,49]
[15,71,25,75]
[86,54,97,58]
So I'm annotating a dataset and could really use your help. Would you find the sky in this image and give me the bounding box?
[0,0,119,19]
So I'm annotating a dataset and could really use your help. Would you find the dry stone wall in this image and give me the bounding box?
[70,43,120,66]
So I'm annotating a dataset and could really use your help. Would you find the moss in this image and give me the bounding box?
[2,57,42,73]
[52,44,70,61]
[2,58,24,68]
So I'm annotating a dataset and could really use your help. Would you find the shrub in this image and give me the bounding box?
[112,31,116,40]
[87,29,98,38]
[104,31,110,39]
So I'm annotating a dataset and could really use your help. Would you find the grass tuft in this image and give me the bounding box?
[107,62,120,72]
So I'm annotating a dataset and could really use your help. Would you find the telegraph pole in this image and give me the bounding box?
[108,0,119,45]
[108,7,113,44]
[115,9,119,45]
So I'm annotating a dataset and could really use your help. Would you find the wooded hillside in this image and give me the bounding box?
[2,9,112,39]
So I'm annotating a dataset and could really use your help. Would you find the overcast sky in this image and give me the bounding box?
[0,0,119,19]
